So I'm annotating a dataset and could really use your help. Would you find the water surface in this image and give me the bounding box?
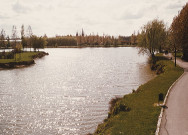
[0,47,155,134]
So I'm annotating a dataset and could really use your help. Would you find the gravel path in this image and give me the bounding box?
[160,54,188,135]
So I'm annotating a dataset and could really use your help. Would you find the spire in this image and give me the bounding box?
[82,28,84,37]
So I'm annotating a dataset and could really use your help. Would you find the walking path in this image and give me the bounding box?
[160,54,188,135]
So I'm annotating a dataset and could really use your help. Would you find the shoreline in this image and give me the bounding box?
[93,54,184,135]
[0,51,48,70]
[45,45,135,48]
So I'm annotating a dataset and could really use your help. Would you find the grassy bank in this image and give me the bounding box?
[0,52,47,63]
[94,54,184,135]
[0,51,48,69]
[0,52,38,63]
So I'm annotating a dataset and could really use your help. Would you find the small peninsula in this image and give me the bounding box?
[0,51,48,69]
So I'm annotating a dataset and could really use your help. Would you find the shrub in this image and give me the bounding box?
[109,97,122,112]
[111,102,131,116]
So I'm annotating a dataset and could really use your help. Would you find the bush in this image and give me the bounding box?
[149,56,167,74]
[0,52,14,59]
[107,97,131,119]
[109,97,122,112]
[6,52,14,59]
[111,102,131,116]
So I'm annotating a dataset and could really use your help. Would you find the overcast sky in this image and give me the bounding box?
[0,0,187,37]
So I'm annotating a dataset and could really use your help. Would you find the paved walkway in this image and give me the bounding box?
[160,54,188,135]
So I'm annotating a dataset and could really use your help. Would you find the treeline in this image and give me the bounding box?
[0,26,138,50]
[76,33,121,47]
[46,36,77,47]
[0,28,136,49]
[45,29,136,47]
[137,2,188,62]
[45,34,136,47]
[170,3,188,60]
[75,30,136,46]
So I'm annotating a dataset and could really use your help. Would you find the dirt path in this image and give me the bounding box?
[160,54,188,135]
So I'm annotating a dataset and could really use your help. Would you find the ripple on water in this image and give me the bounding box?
[0,48,155,134]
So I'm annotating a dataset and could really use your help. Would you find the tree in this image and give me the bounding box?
[12,25,17,49]
[169,16,182,66]
[6,36,10,48]
[27,25,33,51]
[0,29,6,50]
[11,25,18,61]
[131,31,137,45]
[21,36,27,50]
[46,36,77,47]
[21,25,27,50]
[113,38,118,47]
[137,19,167,57]
[31,35,46,51]
[21,24,24,38]
[170,3,188,61]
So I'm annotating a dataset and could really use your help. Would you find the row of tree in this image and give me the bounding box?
[137,2,188,64]
[76,33,122,46]
[46,33,135,47]
[46,36,77,47]
[170,3,188,61]
[0,27,137,51]
[75,29,137,46]
[0,25,46,53]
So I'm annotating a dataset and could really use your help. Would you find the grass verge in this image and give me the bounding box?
[0,52,44,63]
[94,54,184,135]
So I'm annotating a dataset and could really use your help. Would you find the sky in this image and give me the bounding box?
[0,0,187,37]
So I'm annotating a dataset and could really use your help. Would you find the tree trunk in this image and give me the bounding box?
[183,48,188,61]
[175,47,177,67]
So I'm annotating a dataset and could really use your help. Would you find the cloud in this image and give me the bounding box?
[0,0,187,37]
[121,11,144,20]
[12,1,30,14]
[0,14,9,19]
[166,3,182,9]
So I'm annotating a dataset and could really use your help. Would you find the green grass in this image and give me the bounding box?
[94,54,184,135]
[172,52,183,58]
[0,52,39,63]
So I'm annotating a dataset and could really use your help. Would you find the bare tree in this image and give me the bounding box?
[21,24,27,51]
[0,29,6,52]
[27,25,33,52]
[12,25,17,61]
[21,24,25,38]
[6,36,10,48]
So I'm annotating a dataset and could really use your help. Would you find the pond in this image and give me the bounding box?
[0,47,155,134]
